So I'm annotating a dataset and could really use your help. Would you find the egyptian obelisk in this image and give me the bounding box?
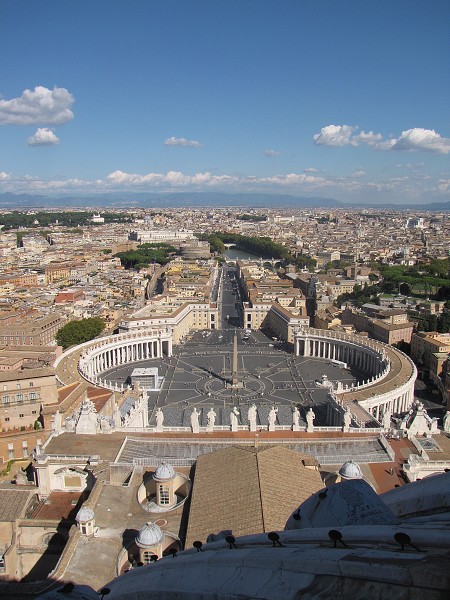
[232,333,238,386]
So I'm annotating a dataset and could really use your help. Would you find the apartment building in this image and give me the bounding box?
[0,312,63,347]
[0,367,58,433]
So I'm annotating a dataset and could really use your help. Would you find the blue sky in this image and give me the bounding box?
[0,0,449,204]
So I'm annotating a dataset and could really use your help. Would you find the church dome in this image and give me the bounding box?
[76,506,95,523]
[136,522,164,548]
[339,460,363,480]
[154,461,175,481]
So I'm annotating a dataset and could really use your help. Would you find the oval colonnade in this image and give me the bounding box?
[294,328,417,423]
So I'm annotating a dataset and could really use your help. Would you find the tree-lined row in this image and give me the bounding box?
[0,211,132,230]
[114,243,178,270]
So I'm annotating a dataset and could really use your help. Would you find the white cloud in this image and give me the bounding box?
[106,170,235,187]
[314,124,450,154]
[352,130,383,146]
[436,179,450,193]
[390,128,450,154]
[163,136,202,147]
[313,124,356,146]
[304,167,320,173]
[313,125,383,148]
[264,149,280,157]
[27,128,60,146]
[1,166,449,205]
[0,86,74,126]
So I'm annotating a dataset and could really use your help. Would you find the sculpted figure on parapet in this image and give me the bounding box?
[306,407,315,429]
[268,406,278,426]
[190,407,200,433]
[443,411,450,433]
[207,407,216,428]
[248,403,257,431]
[230,407,239,431]
[343,407,352,428]
[156,407,164,429]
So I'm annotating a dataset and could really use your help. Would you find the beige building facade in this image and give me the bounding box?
[0,368,58,436]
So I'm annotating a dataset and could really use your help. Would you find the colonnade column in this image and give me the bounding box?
[303,337,310,357]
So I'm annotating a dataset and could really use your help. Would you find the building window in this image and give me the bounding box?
[17,384,21,390]
[16,393,23,402]
[4,417,9,422]
[19,413,24,418]
[143,551,155,564]
[30,392,36,401]
[159,484,170,505]
[32,410,37,415]
[29,382,34,387]
[8,447,14,460]
[3,395,9,405]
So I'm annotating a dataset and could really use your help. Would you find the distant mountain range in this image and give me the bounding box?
[0,191,449,211]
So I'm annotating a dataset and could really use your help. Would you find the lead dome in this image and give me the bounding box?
[136,522,164,548]
[339,460,363,480]
[154,461,175,481]
[75,506,95,523]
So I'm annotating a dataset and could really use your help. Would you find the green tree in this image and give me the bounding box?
[56,318,105,349]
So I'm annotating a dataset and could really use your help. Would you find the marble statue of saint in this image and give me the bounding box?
[191,407,200,433]
[292,406,300,427]
[382,409,391,430]
[207,407,216,428]
[443,411,450,433]
[268,406,278,427]
[306,408,315,429]
[230,408,239,431]
[248,403,257,430]
[156,407,164,429]
[343,407,352,428]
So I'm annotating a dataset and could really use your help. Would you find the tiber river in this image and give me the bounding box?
[222,248,260,261]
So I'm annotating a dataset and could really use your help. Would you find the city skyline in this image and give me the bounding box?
[0,0,449,205]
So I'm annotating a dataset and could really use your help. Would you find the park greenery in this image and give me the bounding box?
[336,260,450,308]
[56,318,105,349]
[114,243,178,270]
[0,211,132,231]
[335,259,450,333]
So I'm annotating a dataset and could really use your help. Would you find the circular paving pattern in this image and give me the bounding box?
[102,329,366,427]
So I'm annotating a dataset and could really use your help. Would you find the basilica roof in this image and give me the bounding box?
[185,445,323,548]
